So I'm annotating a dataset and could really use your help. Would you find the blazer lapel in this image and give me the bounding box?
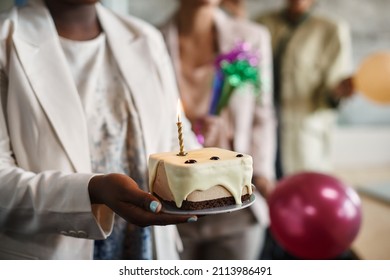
[97,4,163,155]
[13,0,91,172]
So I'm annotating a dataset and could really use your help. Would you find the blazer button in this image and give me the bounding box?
[68,230,77,237]
[77,231,88,238]
[60,231,68,235]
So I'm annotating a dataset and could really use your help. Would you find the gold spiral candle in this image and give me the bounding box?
[176,99,187,156]
[177,121,186,156]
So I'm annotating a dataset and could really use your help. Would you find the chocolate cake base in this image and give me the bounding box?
[154,192,251,211]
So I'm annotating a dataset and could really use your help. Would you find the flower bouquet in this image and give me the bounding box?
[209,41,261,115]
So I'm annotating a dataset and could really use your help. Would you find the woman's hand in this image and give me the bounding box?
[333,77,355,99]
[201,115,233,149]
[88,173,197,227]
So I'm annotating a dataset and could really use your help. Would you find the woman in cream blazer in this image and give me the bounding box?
[0,0,199,260]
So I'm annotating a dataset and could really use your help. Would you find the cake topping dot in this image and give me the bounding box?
[236,154,244,157]
[210,156,220,160]
[185,159,197,164]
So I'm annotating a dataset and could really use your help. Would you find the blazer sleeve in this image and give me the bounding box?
[315,20,353,109]
[0,28,113,239]
[251,27,277,180]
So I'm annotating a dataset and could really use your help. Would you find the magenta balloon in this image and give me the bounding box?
[269,172,362,259]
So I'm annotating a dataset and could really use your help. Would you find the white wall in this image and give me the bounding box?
[330,126,390,168]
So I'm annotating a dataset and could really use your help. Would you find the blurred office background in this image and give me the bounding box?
[98,0,390,126]
[3,0,389,125]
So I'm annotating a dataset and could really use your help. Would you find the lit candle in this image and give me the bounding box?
[176,99,187,156]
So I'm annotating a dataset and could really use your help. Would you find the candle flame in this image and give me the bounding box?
[176,99,182,122]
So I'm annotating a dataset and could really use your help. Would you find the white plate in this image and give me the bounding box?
[161,194,256,215]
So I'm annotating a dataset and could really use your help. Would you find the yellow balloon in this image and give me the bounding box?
[354,51,390,104]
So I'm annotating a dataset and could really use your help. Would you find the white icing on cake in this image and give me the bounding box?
[148,147,253,208]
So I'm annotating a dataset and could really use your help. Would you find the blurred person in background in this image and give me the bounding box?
[257,0,354,179]
[222,0,356,260]
[159,0,277,259]
[222,0,354,179]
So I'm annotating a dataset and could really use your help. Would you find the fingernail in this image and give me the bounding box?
[187,216,198,223]
[149,201,160,213]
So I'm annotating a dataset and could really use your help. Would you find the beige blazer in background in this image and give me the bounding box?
[258,11,352,174]
[0,0,199,259]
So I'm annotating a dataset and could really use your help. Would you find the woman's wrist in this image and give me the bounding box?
[88,174,105,205]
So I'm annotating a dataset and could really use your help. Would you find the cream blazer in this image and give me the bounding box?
[0,0,198,259]
[160,10,276,227]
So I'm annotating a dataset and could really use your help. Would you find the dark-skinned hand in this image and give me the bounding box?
[88,173,197,227]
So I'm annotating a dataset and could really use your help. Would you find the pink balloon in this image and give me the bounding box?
[269,172,362,259]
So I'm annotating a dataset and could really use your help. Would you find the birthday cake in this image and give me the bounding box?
[148,147,253,211]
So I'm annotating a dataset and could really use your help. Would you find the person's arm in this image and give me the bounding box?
[0,85,111,237]
[88,174,196,227]
[316,21,354,108]
[0,66,195,239]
